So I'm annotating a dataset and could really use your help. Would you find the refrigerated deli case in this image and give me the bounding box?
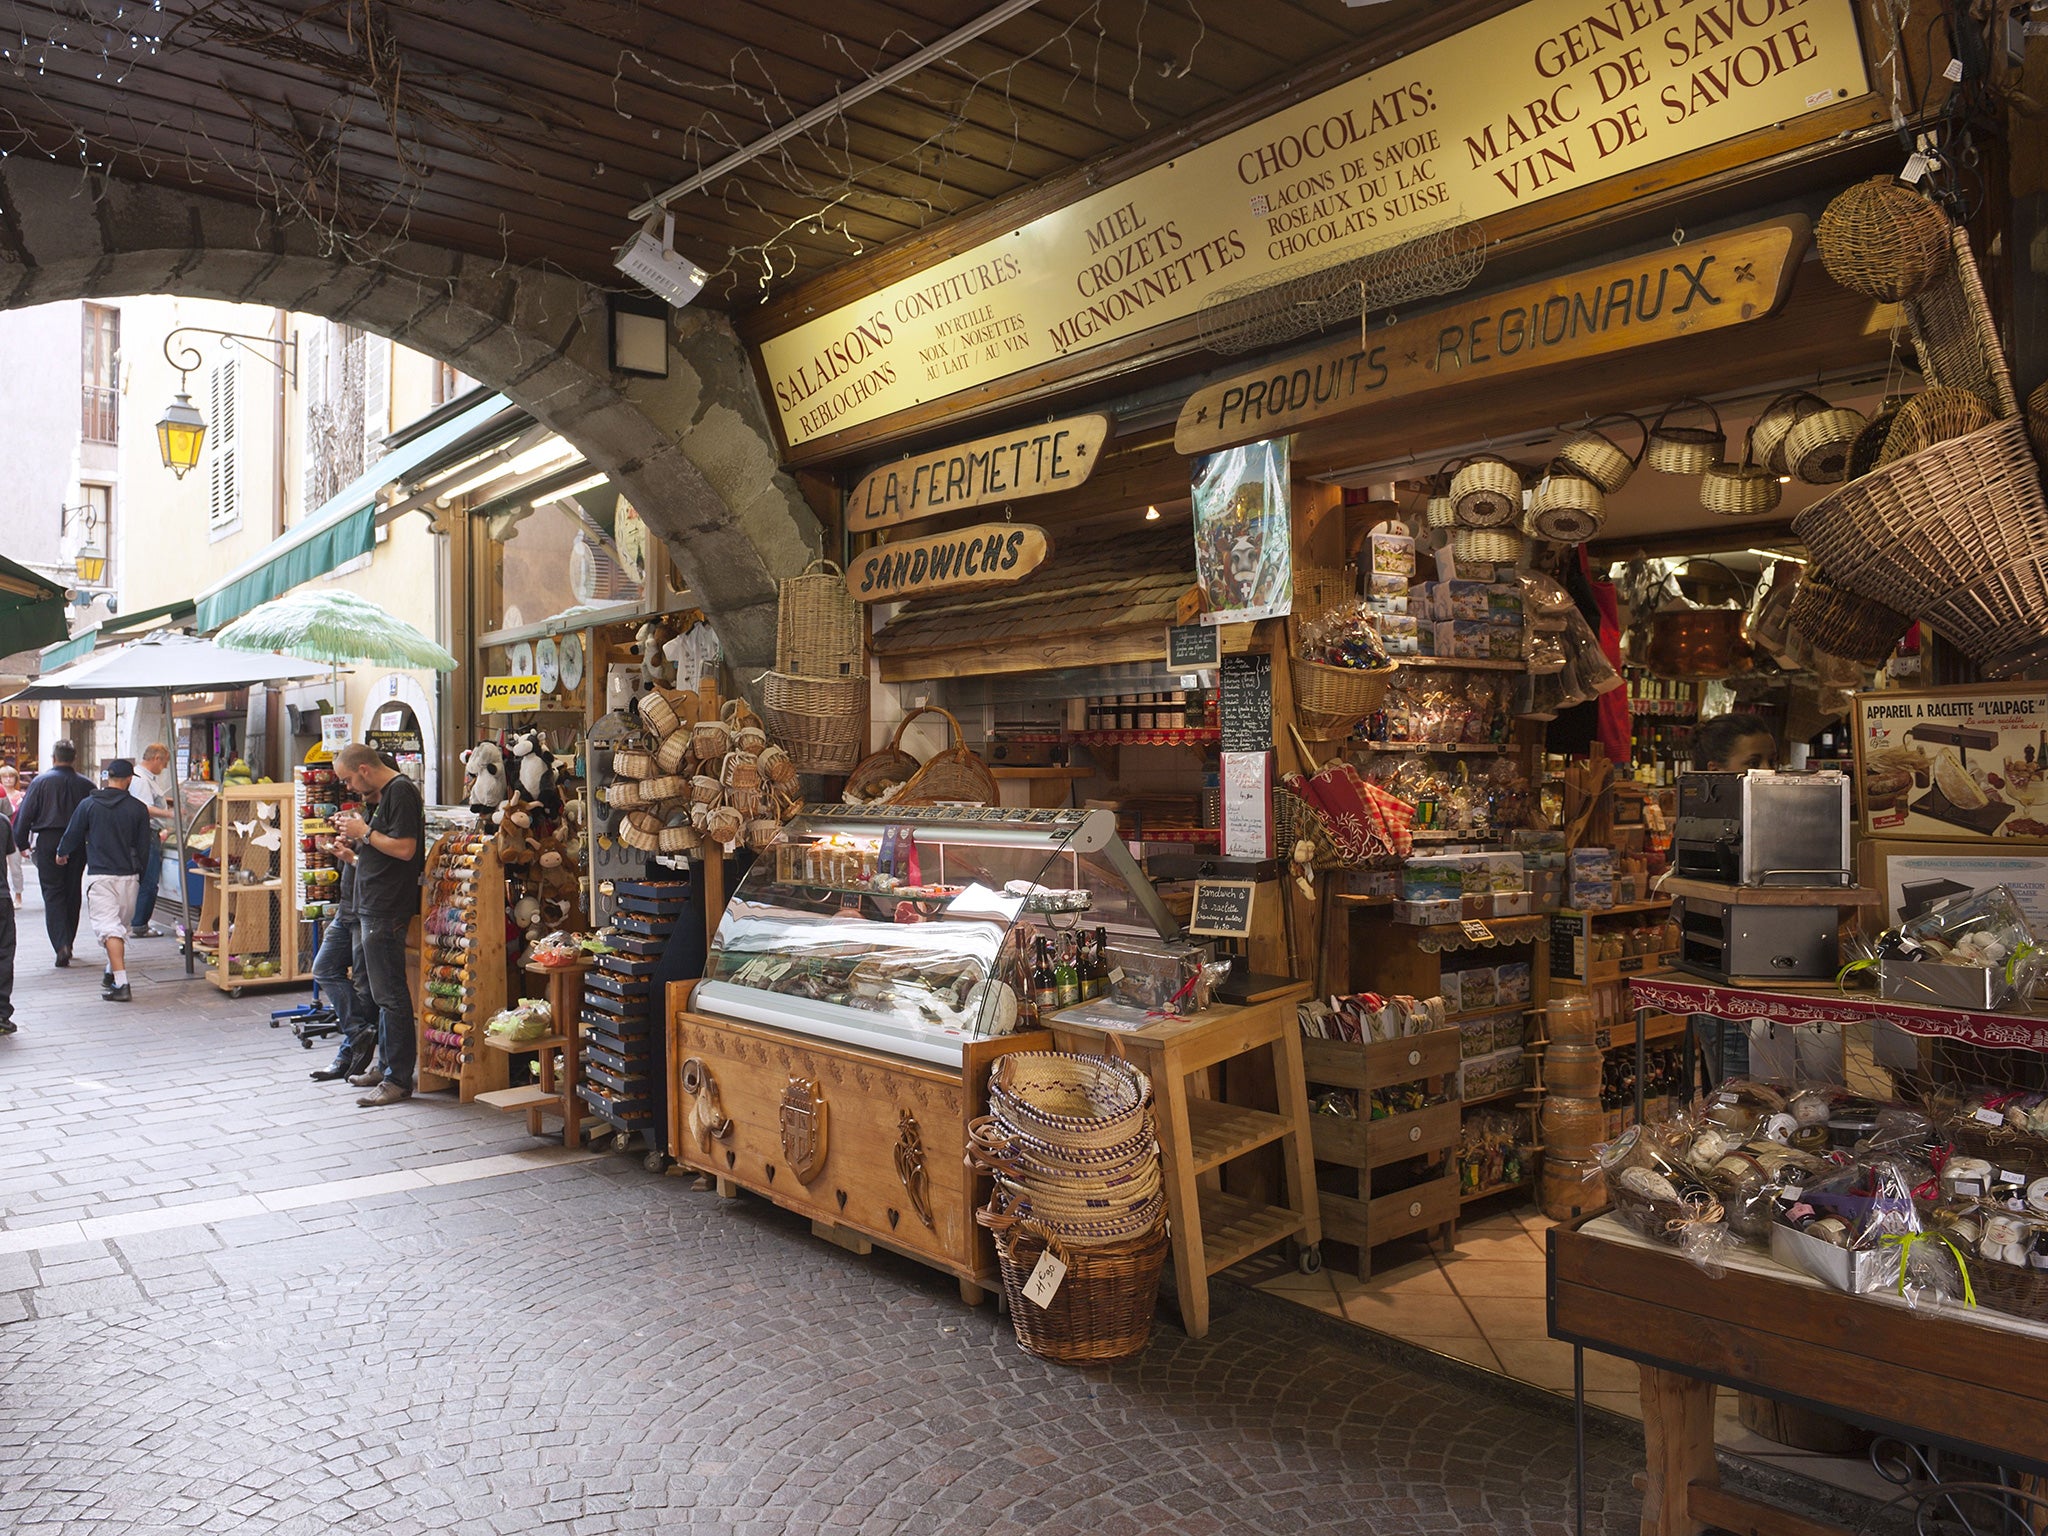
[668,805,1182,1300]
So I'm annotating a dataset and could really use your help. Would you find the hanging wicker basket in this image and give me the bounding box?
[1791,415,2048,624]
[635,686,697,741]
[1526,462,1606,542]
[1452,526,1524,569]
[610,749,656,781]
[1783,405,1866,485]
[2029,381,2048,461]
[1290,656,1398,740]
[1905,225,2019,418]
[1848,398,1909,478]
[1749,391,1831,475]
[1557,413,1645,493]
[619,810,663,852]
[1788,569,1912,666]
[1449,455,1523,528]
[759,671,868,775]
[1699,428,1782,517]
[1274,786,1348,870]
[774,558,863,679]
[1816,176,1953,302]
[1881,387,1995,464]
[1646,398,1725,475]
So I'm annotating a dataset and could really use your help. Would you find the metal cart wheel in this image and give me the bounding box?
[643,1149,669,1174]
[298,1035,313,1049]
[1297,1243,1323,1275]
[228,987,244,999]
[612,1130,634,1153]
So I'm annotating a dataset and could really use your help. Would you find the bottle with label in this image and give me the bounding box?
[1085,926,1111,998]
[1053,933,1083,1008]
[1029,937,1061,1017]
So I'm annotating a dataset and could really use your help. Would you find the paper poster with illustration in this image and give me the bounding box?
[1854,684,2048,844]
[1192,438,1292,626]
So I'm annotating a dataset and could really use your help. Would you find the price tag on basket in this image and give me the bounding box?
[1022,1248,1068,1308]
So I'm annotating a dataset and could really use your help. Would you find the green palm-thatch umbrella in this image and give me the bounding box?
[213,589,458,671]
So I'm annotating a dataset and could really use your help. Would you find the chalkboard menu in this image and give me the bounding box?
[1166,622,1222,670]
[1219,652,1272,753]
[1188,879,1257,938]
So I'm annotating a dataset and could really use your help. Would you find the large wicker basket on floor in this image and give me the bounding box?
[978,1207,1168,1363]
[892,705,998,807]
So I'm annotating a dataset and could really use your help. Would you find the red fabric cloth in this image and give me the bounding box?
[1281,763,1415,861]
[1582,547,1631,765]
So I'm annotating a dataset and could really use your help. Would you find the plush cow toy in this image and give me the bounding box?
[461,740,508,817]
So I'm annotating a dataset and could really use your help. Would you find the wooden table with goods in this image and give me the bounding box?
[664,979,1052,1306]
[1050,986,1321,1340]
[1551,1214,2048,1536]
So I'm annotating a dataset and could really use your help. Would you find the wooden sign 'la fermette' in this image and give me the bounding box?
[848,412,1113,532]
[1175,216,1809,455]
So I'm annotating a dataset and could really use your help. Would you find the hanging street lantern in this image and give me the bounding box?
[72,539,107,586]
[155,392,207,479]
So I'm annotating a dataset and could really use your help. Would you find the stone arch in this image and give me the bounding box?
[0,158,818,668]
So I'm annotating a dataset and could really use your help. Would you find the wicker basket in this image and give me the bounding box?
[1905,225,2019,418]
[1608,1176,1724,1247]
[610,749,656,781]
[843,718,923,804]
[1291,656,1397,740]
[2030,381,2048,461]
[759,671,868,775]
[1699,431,1783,517]
[605,779,645,810]
[1646,398,1725,475]
[1881,387,1995,463]
[1557,413,1644,493]
[1275,786,1347,870]
[1527,463,1606,541]
[893,705,998,807]
[636,686,696,740]
[1452,526,1524,567]
[1947,1115,2048,1179]
[657,816,699,855]
[1816,176,1952,301]
[1791,416,2048,616]
[1783,406,1865,485]
[989,1051,1152,1144]
[1848,399,1907,477]
[1450,455,1523,528]
[774,558,863,680]
[1787,569,1911,666]
[1750,391,1831,475]
[977,1209,1167,1363]
[619,810,663,852]
[654,731,692,775]
[1973,1257,2048,1326]
[1294,563,1358,625]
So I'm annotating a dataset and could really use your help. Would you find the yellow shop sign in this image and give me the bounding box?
[480,674,541,714]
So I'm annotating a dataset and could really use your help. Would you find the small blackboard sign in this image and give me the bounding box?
[1219,652,1272,753]
[1188,879,1258,938]
[1166,622,1221,670]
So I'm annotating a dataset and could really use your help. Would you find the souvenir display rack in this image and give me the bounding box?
[292,760,356,961]
[417,830,510,1103]
[577,878,683,1146]
[195,782,310,995]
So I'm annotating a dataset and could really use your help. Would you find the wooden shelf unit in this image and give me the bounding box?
[416,831,510,1104]
[1302,1029,1462,1279]
[197,782,311,995]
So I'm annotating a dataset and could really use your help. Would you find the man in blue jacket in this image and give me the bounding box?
[15,741,93,965]
[55,759,155,1003]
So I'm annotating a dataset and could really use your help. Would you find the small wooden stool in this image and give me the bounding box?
[476,959,589,1146]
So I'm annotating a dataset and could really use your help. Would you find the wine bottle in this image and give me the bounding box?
[1053,934,1082,1008]
[1029,938,1061,1013]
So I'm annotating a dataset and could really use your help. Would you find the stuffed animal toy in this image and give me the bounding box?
[636,617,678,689]
[461,739,508,817]
[494,794,537,866]
[505,725,562,817]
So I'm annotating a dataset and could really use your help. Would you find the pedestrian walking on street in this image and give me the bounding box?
[0,793,17,1034]
[307,830,376,1083]
[127,743,176,938]
[0,764,25,911]
[16,742,93,965]
[330,745,424,1106]
[55,758,155,1003]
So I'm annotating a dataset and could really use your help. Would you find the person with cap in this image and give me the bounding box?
[55,758,156,1003]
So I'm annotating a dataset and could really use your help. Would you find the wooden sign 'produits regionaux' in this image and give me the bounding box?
[1175,217,1809,455]
[848,524,1050,603]
[849,413,1112,531]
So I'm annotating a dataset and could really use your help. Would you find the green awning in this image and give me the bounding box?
[39,630,95,670]
[41,597,200,671]
[194,391,512,631]
[0,555,72,659]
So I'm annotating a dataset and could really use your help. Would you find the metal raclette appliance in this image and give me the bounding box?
[1671,770,1854,983]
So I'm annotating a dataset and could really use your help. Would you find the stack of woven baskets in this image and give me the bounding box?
[1793,178,2048,677]
[969,1050,1169,1363]
[759,558,869,773]
[605,690,801,856]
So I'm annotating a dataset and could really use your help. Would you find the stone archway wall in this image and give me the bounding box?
[0,158,819,668]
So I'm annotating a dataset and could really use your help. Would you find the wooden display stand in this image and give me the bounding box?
[416,831,510,1104]
[1050,987,1321,1340]
[665,980,1050,1305]
[1302,1028,1461,1279]
[1551,1216,2048,1535]
[197,782,311,995]
[477,959,590,1144]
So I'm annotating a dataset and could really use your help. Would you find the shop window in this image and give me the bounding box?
[485,487,643,632]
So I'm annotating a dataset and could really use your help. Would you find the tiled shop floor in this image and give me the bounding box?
[1235,1202,1908,1505]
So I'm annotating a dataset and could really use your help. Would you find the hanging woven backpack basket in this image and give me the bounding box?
[1449,455,1522,528]
[774,558,863,679]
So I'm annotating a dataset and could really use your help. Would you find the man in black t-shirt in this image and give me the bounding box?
[331,745,425,1106]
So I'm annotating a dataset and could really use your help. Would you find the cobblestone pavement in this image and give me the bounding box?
[0,882,1662,1534]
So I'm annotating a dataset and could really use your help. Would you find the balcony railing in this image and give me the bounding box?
[81,384,118,443]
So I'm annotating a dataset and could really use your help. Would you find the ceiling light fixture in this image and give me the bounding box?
[1144,505,1161,521]
[542,472,611,503]
[614,211,708,310]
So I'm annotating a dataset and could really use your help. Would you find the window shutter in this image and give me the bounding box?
[362,337,389,463]
[301,325,327,512]
[208,360,239,532]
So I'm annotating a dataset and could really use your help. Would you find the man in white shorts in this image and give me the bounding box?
[55,758,155,1003]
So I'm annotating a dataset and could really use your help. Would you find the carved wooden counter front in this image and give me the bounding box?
[665,980,1049,1304]
[1551,1215,2048,1535]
